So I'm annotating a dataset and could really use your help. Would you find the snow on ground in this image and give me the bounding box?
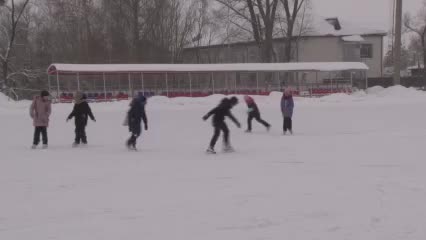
[1,86,426,240]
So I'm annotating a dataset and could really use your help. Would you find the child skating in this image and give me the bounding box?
[126,94,148,151]
[67,92,96,147]
[30,90,52,149]
[243,95,270,132]
[203,96,241,154]
[281,89,294,135]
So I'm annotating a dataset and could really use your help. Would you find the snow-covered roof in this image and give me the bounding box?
[407,64,424,70]
[305,17,386,37]
[341,35,365,42]
[48,62,369,75]
[186,16,386,49]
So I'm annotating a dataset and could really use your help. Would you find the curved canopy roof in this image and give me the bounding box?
[48,62,368,75]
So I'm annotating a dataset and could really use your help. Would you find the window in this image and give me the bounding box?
[360,44,373,58]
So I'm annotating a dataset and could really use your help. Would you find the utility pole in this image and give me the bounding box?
[393,0,402,85]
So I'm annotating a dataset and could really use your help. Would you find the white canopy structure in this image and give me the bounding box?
[46,62,369,102]
[48,62,368,74]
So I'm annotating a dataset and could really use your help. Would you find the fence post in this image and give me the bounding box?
[225,72,228,95]
[166,72,169,97]
[234,72,237,94]
[56,71,60,102]
[77,72,80,91]
[128,73,132,98]
[189,72,192,97]
[48,74,51,97]
[141,72,144,95]
[103,72,106,101]
[211,72,215,94]
[365,71,368,89]
[256,72,259,94]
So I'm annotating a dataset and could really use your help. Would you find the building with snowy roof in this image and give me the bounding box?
[182,17,386,80]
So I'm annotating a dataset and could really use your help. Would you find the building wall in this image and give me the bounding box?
[182,34,384,85]
[296,37,343,62]
[295,35,383,78]
[361,35,383,78]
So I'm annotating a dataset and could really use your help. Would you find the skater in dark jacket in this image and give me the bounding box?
[203,96,241,153]
[243,95,270,132]
[67,92,96,146]
[126,93,148,150]
[281,89,294,135]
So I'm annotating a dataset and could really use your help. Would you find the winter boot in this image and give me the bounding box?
[131,142,137,151]
[126,140,132,150]
[126,139,137,151]
[72,142,79,148]
[31,145,37,149]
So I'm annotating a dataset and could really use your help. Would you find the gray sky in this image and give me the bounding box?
[313,0,424,32]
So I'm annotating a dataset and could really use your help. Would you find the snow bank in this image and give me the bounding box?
[0,92,31,112]
[2,85,424,114]
[366,85,425,98]
[318,85,426,104]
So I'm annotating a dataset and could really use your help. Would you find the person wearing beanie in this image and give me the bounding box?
[202,96,241,154]
[67,92,96,147]
[30,90,52,149]
[126,93,148,150]
[243,95,270,133]
[281,89,294,135]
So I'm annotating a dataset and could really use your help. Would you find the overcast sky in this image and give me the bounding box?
[312,0,424,31]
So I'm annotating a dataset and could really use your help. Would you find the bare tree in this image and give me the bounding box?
[278,0,310,62]
[215,0,279,63]
[404,3,426,82]
[215,0,309,63]
[0,0,31,90]
[404,12,426,72]
[169,0,198,63]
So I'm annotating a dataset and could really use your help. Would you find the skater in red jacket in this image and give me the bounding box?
[243,95,270,133]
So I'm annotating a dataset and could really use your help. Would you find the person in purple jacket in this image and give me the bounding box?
[281,89,294,135]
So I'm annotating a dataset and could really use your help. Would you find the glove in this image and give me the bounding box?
[202,115,208,121]
[66,117,70,122]
[247,108,254,113]
[144,125,148,131]
[236,122,241,128]
[92,118,96,122]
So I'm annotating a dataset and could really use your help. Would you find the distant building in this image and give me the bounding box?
[183,17,386,83]
[407,64,425,76]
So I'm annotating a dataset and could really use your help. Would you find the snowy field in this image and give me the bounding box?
[1,86,426,240]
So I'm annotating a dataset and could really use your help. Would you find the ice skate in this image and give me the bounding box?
[206,147,216,154]
[223,145,235,153]
[72,142,79,148]
[31,145,37,149]
[42,144,48,149]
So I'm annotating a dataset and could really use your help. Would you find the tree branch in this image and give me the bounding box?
[215,0,252,23]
